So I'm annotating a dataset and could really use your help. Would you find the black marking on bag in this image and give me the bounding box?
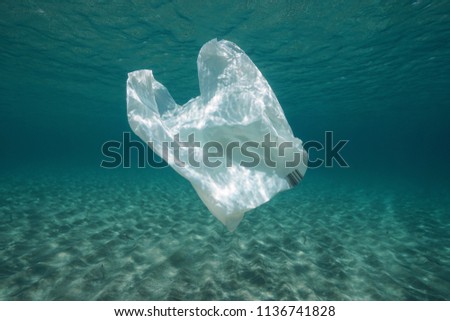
[286,169,303,188]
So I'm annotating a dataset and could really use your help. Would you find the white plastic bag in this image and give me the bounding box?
[127,39,307,231]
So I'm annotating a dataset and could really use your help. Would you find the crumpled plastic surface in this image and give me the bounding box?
[127,39,307,231]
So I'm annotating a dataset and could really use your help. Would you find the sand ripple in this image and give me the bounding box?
[0,168,449,300]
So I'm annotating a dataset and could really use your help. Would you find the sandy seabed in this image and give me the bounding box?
[0,166,449,300]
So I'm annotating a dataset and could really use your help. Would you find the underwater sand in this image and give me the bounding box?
[0,166,449,300]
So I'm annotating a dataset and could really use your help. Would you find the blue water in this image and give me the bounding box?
[1,1,449,300]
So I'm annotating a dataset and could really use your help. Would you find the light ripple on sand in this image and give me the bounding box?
[0,168,449,300]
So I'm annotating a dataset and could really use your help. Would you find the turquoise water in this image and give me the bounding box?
[1,1,449,300]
